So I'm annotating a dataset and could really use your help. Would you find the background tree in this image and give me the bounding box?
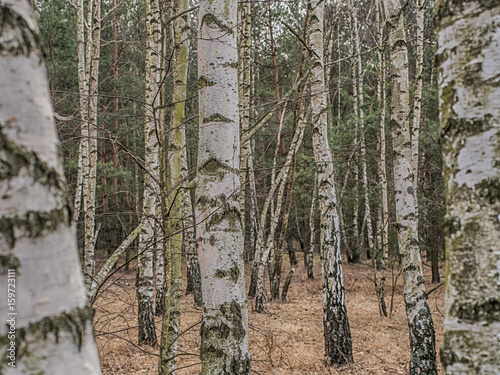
[309,0,353,365]
[384,0,437,372]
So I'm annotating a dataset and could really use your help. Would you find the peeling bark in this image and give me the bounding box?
[384,0,437,372]
[137,0,163,348]
[0,2,101,372]
[309,0,353,365]
[196,0,251,371]
[436,1,500,373]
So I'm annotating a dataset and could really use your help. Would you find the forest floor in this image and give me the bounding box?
[94,253,445,374]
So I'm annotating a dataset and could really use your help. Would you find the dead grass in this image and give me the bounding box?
[94,254,445,374]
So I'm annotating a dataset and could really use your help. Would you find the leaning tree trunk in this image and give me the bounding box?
[309,0,353,365]
[384,0,437,373]
[436,1,500,373]
[137,0,162,347]
[196,0,251,371]
[253,104,306,313]
[0,1,102,372]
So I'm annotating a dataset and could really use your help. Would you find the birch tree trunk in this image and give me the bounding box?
[253,105,306,312]
[73,0,89,224]
[351,0,374,259]
[158,0,191,370]
[376,0,388,318]
[238,0,251,262]
[196,0,251,371]
[349,28,360,263]
[248,102,287,299]
[137,0,162,347]
[82,0,101,292]
[411,0,424,243]
[436,1,500,373]
[307,173,317,279]
[0,2,102,372]
[384,0,437,372]
[183,134,202,306]
[309,0,353,365]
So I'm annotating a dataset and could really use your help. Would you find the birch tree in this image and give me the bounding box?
[375,0,388,318]
[195,0,251,371]
[73,0,101,291]
[158,0,191,370]
[238,0,252,263]
[137,0,163,347]
[436,1,500,372]
[384,0,437,372]
[350,0,374,259]
[309,0,353,365]
[411,0,424,241]
[0,1,101,372]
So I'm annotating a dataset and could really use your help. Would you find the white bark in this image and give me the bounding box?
[251,105,305,311]
[376,0,388,318]
[137,0,163,347]
[238,0,251,261]
[307,171,317,279]
[309,0,353,365]
[437,1,500,373]
[73,0,101,292]
[196,0,251,371]
[159,0,191,371]
[89,223,143,303]
[351,0,374,257]
[411,0,424,243]
[0,1,101,372]
[384,0,437,372]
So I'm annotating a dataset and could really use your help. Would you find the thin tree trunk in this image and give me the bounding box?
[437,1,500,372]
[254,108,306,312]
[83,0,101,292]
[238,0,252,264]
[158,0,191,370]
[424,152,440,284]
[411,0,424,243]
[248,103,288,299]
[247,140,259,261]
[89,223,143,303]
[111,0,119,207]
[351,0,374,259]
[307,175,317,279]
[384,0,437,372]
[196,0,251,370]
[74,0,90,225]
[376,0,388,318]
[281,268,295,302]
[309,0,353,365]
[0,2,102,371]
[137,0,162,347]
